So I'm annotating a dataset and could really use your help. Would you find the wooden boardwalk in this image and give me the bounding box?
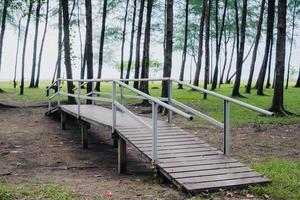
[57,104,270,194]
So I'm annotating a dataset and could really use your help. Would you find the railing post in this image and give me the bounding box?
[224,100,230,155]
[167,79,173,123]
[120,84,125,106]
[91,81,95,105]
[77,81,81,119]
[57,79,61,107]
[152,102,158,165]
[112,81,117,132]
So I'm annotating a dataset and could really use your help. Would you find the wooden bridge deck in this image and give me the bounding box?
[58,104,270,194]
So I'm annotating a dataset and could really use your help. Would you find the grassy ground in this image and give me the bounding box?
[1,81,300,200]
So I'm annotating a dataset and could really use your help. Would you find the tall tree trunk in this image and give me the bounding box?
[193,0,207,87]
[232,0,247,97]
[211,0,227,90]
[161,0,174,98]
[29,0,41,88]
[57,0,62,80]
[270,0,289,115]
[77,0,84,86]
[140,0,153,98]
[295,66,300,87]
[125,0,137,83]
[61,0,75,103]
[133,0,145,89]
[120,0,130,79]
[285,0,296,89]
[219,27,230,86]
[266,34,273,88]
[20,2,33,95]
[13,18,22,89]
[204,0,211,99]
[0,0,9,71]
[35,0,49,88]
[95,0,107,91]
[245,0,266,93]
[178,0,189,89]
[225,33,236,84]
[256,0,275,95]
[85,0,93,104]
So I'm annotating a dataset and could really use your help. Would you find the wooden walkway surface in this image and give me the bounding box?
[58,105,270,194]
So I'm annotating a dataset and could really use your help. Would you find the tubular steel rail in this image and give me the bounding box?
[47,78,273,163]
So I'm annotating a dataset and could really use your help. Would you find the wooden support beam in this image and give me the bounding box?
[118,136,126,174]
[112,130,118,148]
[61,111,66,130]
[81,121,89,149]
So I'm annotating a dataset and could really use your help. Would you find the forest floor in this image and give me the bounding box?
[0,83,300,199]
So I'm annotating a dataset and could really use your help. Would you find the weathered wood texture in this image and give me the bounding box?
[58,105,270,194]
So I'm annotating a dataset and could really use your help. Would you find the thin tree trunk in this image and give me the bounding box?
[120,0,130,79]
[266,34,273,88]
[256,0,275,95]
[85,0,93,104]
[0,0,8,71]
[77,0,84,87]
[13,18,22,89]
[285,0,296,89]
[125,0,137,83]
[295,66,300,87]
[20,2,33,95]
[161,0,174,98]
[226,34,235,84]
[178,0,189,89]
[232,0,247,97]
[57,1,62,80]
[204,0,211,99]
[212,0,227,90]
[95,0,108,91]
[270,0,289,115]
[245,0,266,93]
[29,0,41,88]
[61,0,75,103]
[219,28,229,86]
[140,0,153,99]
[35,0,49,88]
[133,0,145,89]
[193,0,207,87]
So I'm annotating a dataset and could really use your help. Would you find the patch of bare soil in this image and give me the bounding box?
[0,103,299,199]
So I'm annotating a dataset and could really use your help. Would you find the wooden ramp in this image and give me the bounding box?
[58,105,270,194]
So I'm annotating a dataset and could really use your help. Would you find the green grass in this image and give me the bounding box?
[0,183,77,200]
[1,80,299,126]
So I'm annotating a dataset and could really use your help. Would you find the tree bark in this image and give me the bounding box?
[232,0,247,97]
[133,0,145,89]
[85,0,93,104]
[225,33,235,84]
[57,0,62,80]
[256,0,275,95]
[219,27,230,86]
[95,0,107,91]
[211,0,227,90]
[77,0,84,87]
[285,0,296,89]
[204,0,211,99]
[61,0,75,103]
[161,0,174,98]
[178,0,189,89]
[266,34,273,88]
[13,18,22,89]
[295,66,300,87]
[35,0,49,88]
[140,0,153,98]
[270,0,289,115]
[120,0,130,79]
[193,0,207,87]
[20,2,33,95]
[0,0,9,71]
[29,0,41,88]
[245,0,266,93]
[125,0,137,84]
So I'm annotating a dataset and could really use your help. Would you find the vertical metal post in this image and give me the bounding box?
[91,81,95,105]
[224,100,230,155]
[48,88,51,110]
[152,102,158,164]
[120,84,125,106]
[112,81,117,132]
[57,80,61,107]
[167,79,173,123]
[77,81,81,119]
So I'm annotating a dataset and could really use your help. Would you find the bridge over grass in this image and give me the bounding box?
[46,78,273,194]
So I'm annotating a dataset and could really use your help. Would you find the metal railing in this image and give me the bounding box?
[46,77,273,163]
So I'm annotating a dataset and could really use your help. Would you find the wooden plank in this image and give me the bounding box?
[140,143,212,152]
[160,158,237,168]
[132,137,202,145]
[156,150,221,159]
[118,137,126,174]
[166,162,245,173]
[128,134,196,142]
[143,147,218,155]
[177,171,262,184]
[119,129,188,136]
[134,140,206,148]
[159,155,226,164]
[185,177,270,192]
[169,167,252,179]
